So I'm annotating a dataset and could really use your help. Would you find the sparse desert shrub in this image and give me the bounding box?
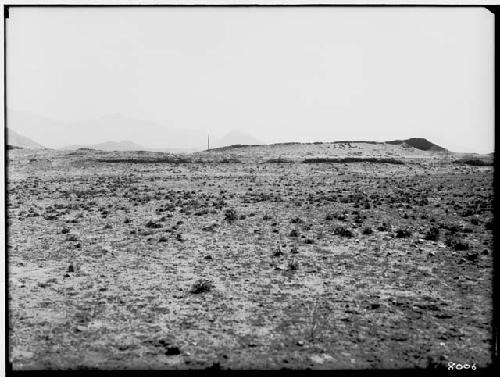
[97,157,192,164]
[440,222,461,234]
[445,236,470,251]
[220,158,241,163]
[485,220,493,230]
[354,216,364,224]
[265,158,293,163]
[304,238,315,244]
[303,157,404,164]
[145,220,162,229]
[395,228,412,238]
[337,213,347,221]
[334,226,354,238]
[273,248,284,257]
[465,251,479,262]
[289,229,299,238]
[424,226,440,241]
[288,259,299,270]
[453,158,492,166]
[362,227,373,235]
[377,222,391,232]
[470,217,480,225]
[190,279,213,294]
[202,223,217,232]
[224,208,237,221]
[290,217,303,224]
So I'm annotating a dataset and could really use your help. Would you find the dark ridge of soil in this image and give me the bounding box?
[265,158,294,163]
[95,157,193,164]
[303,157,404,164]
[454,159,493,167]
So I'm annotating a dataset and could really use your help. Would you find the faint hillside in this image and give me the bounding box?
[8,109,206,149]
[63,142,202,153]
[7,129,44,149]
[63,140,145,152]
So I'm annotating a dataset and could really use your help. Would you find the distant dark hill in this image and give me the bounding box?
[385,138,447,152]
[7,129,44,149]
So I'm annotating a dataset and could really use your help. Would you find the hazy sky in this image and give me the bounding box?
[7,6,494,153]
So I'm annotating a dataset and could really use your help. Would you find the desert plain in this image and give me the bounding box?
[6,140,494,369]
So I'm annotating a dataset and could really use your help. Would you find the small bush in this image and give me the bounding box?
[424,227,440,241]
[395,228,412,238]
[362,227,373,235]
[289,229,299,238]
[303,157,404,164]
[288,259,299,270]
[485,220,493,230]
[190,279,213,294]
[273,249,285,257]
[145,220,162,229]
[224,208,238,221]
[334,226,354,238]
[220,158,241,163]
[377,222,391,232]
[266,158,293,163]
[453,158,492,166]
[445,236,470,251]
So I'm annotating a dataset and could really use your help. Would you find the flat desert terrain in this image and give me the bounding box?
[7,142,494,370]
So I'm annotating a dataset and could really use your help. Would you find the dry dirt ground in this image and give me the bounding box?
[7,145,494,370]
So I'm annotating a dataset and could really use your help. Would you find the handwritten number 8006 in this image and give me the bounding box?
[448,362,477,370]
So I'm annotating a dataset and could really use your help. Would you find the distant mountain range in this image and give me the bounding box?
[6,109,476,154]
[7,110,207,150]
[7,109,267,151]
[7,128,44,149]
